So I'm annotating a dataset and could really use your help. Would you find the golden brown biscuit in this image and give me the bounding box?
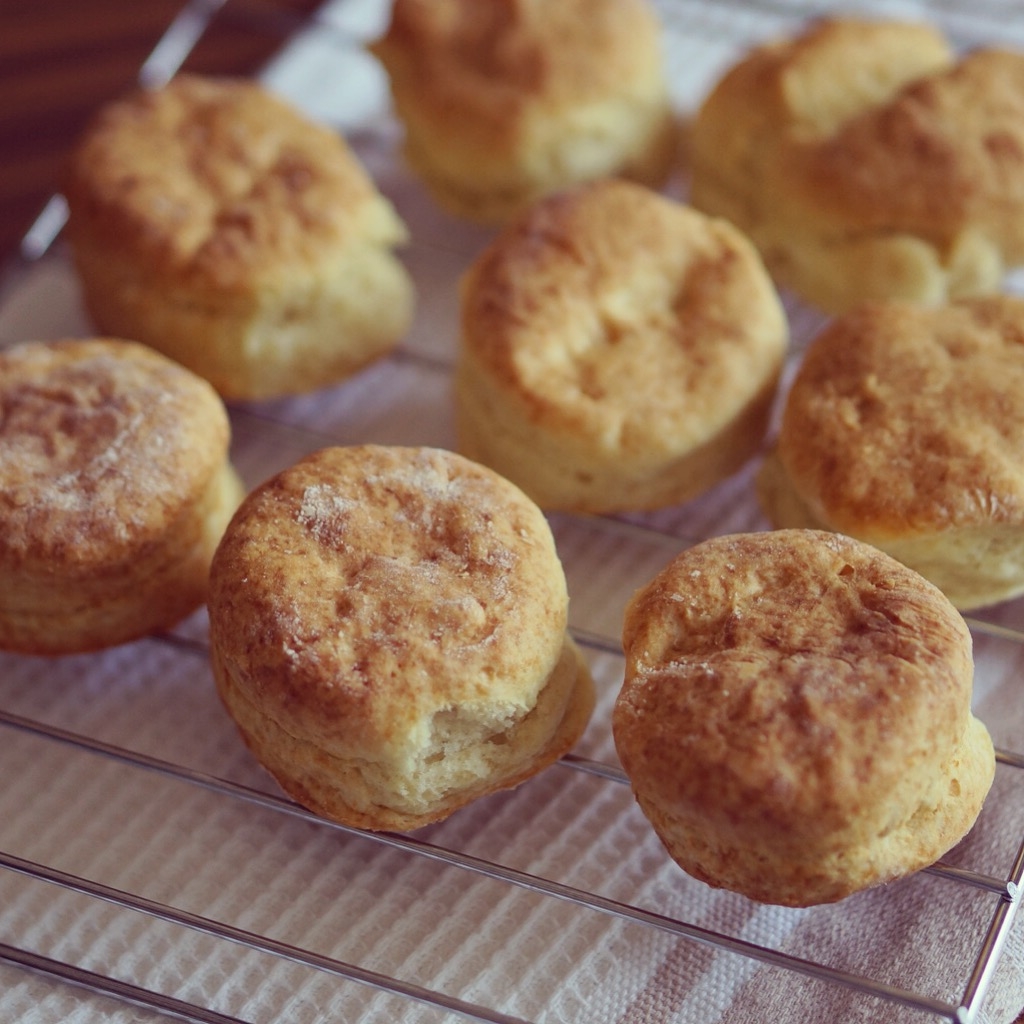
[207,445,595,831]
[371,0,677,223]
[0,338,245,654]
[455,179,788,513]
[63,74,413,400]
[689,17,1024,312]
[758,296,1024,611]
[613,529,995,907]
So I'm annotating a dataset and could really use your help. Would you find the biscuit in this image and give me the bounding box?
[207,445,595,831]
[0,338,244,654]
[371,0,677,223]
[455,179,788,513]
[613,529,995,907]
[757,296,1024,610]
[63,74,414,400]
[689,17,1024,312]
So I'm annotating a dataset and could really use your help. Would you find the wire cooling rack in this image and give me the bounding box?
[1,2,1023,1022]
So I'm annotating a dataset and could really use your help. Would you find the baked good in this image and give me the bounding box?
[371,0,677,223]
[455,179,788,513]
[757,296,1024,611]
[207,444,595,831]
[613,528,995,907]
[62,74,413,401]
[0,337,245,655]
[688,17,1024,313]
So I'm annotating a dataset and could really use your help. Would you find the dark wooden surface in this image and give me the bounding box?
[0,0,322,266]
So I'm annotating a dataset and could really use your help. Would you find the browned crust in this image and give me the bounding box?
[373,0,667,152]
[208,445,594,829]
[792,48,1024,255]
[775,297,1024,536]
[63,74,403,294]
[371,0,676,220]
[614,529,994,905]
[61,74,412,400]
[0,338,229,566]
[455,179,787,510]
[689,16,1024,310]
[0,337,241,653]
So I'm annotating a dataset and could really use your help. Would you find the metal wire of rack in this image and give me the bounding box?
[1,2,1023,1022]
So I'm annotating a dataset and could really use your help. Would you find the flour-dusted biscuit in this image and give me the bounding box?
[456,179,788,513]
[758,296,1024,610]
[207,445,595,831]
[372,0,677,223]
[0,338,244,654]
[689,17,1024,312]
[614,529,995,907]
[63,74,413,400]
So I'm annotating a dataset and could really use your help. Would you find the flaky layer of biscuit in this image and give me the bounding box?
[0,338,244,653]
[215,634,594,831]
[456,179,787,512]
[689,17,1024,312]
[758,297,1024,610]
[372,0,677,223]
[208,445,595,830]
[614,529,995,906]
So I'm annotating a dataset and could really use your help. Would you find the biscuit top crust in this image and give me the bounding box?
[460,179,787,454]
[692,17,1024,256]
[63,74,407,290]
[0,338,230,566]
[614,529,974,849]
[690,18,953,201]
[777,296,1024,536]
[208,446,569,759]
[372,0,666,149]
[699,18,954,145]
[798,47,1024,255]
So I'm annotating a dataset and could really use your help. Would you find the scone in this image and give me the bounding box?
[757,296,1024,611]
[371,0,677,223]
[455,179,788,513]
[0,338,245,655]
[207,445,595,831]
[613,529,995,907]
[689,17,1024,313]
[63,74,414,401]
